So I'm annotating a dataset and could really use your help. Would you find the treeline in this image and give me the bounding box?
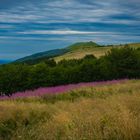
[0,47,140,96]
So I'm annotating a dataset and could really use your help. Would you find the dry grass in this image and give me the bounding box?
[54,43,140,62]
[54,47,111,62]
[0,80,140,140]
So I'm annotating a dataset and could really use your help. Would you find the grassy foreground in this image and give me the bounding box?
[0,80,140,140]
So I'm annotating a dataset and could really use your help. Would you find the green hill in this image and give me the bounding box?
[14,42,140,64]
[67,41,100,51]
[14,41,100,64]
[54,42,140,62]
[15,48,68,64]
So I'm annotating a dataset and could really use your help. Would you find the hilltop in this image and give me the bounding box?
[67,41,100,51]
[54,42,140,62]
[14,41,100,64]
[14,42,140,64]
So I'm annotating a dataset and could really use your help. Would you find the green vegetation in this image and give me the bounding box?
[0,80,140,140]
[15,49,68,64]
[0,47,140,96]
[55,42,140,61]
[0,42,140,140]
[14,42,140,63]
[67,41,100,51]
[14,41,100,64]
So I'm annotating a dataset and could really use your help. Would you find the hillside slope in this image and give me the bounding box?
[67,41,100,51]
[14,42,140,63]
[15,48,68,64]
[54,42,140,62]
[15,41,100,64]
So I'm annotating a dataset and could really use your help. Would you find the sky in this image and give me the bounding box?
[0,0,140,60]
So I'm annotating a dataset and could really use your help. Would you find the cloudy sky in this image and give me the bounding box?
[0,0,140,60]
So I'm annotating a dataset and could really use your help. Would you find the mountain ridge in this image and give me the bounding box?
[14,41,140,64]
[14,41,100,64]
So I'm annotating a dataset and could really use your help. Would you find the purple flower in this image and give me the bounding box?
[0,79,128,100]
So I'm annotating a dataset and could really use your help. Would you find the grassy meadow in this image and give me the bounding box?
[54,43,140,62]
[54,47,110,62]
[0,80,140,140]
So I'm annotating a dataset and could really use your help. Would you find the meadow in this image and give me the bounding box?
[54,46,110,62]
[54,43,140,62]
[0,79,140,140]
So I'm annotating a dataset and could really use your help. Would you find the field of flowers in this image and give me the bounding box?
[0,79,127,100]
[0,79,140,140]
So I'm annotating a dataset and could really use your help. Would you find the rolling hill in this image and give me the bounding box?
[54,42,140,62]
[14,41,100,64]
[14,42,140,64]
[67,41,100,51]
[15,48,68,64]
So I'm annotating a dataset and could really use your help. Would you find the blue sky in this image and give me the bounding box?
[0,0,140,60]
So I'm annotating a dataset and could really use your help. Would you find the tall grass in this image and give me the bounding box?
[0,80,140,140]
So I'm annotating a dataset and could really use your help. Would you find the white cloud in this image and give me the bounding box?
[17,29,126,36]
[18,30,105,35]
